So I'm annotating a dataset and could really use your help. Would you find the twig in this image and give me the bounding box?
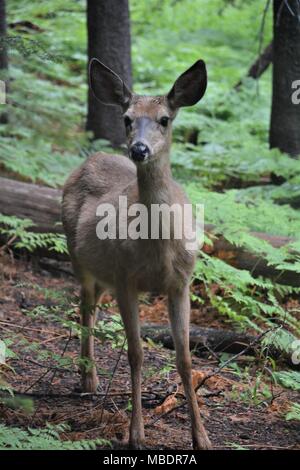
[23,365,52,393]
[9,390,134,399]
[256,0,272,94]
[284,0,296,17]
[99,337,126,425]
[39,334,68,345]
[29,328,73,425]
[194,327,279,394]
[0,320,61,336]
[0,234,17,254]
[23,330,73,394]
[148,327,278,426]
[197,340,219,361]
[23,357,73,374]
[225,443,297,449]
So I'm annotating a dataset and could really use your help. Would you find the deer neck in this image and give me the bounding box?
[136,153,173,206]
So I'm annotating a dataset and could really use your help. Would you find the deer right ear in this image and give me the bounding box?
[167,60,207,110]
[89,58,132,110]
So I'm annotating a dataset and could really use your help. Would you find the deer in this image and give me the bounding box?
[62,58,211,450]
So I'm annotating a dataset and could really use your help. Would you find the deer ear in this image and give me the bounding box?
[167,60,207,110]
[89,58,132,110]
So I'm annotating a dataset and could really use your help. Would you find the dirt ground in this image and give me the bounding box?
[0,253,299,450]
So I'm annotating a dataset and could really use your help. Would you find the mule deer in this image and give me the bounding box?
[62,59,211,449]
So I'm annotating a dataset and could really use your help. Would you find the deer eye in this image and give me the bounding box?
[124,116,132,128]
[159,116,169,127]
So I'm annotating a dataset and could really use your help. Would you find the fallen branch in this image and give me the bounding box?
[196,328,275,393]
[142,324,256,355]
[146,327,277,426]
[234,41,273,90]
[141,324,295,366]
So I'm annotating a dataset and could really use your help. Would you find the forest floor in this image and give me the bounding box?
[0,253,299,450]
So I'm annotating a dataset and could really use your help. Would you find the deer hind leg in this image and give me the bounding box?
[168,286,212,450]
[80,276,102,393]
[116,281,144,449]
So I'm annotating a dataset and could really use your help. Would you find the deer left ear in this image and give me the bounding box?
[89,58,132,110]
[167,60,207,110]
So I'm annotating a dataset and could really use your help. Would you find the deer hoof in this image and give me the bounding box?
[129,440,144,450]
[193,434,212,450]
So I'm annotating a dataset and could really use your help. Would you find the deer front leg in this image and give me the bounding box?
[116,282,144,449]
[168,285,212,450]
[80,283,99,393]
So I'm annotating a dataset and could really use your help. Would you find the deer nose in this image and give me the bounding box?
[130,142,150,162]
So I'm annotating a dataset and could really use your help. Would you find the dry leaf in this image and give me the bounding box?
[154,394,178,415]
[191,370,207,389]
[229,414,250,423]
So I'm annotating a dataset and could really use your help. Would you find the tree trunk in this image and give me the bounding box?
[0,0,8,123]
[86,0,132,147]
[0,177,62,233]
[270,0,300,157]
[234,41,273,90]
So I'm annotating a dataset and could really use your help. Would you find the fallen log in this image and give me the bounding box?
[0,176,299,285]
[203,224,299,286]
[142,324,256,355]
[141,324,298,368]
[275,194,300,209]
[0,176,62,233]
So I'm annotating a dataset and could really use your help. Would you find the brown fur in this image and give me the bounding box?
[62,59,211,449]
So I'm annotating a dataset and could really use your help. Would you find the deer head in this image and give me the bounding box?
[89,59,207,165]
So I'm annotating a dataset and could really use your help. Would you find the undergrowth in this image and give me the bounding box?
[1,0,299,451]
[0,423,109,450]
[0,2,299,345]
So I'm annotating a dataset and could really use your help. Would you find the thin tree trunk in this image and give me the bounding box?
[270,0,300,157]
[234,41,273,90]
[86,0,132,147]
[0,0,8,123]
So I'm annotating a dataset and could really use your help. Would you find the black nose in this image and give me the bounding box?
[130,142,150,162]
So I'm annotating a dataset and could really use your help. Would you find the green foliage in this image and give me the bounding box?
[0,0,116,187]
[219,354,273,406]
[0,214,67,254]
[1,0,299,334]
[1,396,34,414]
[16,282,72,305]
[273,371,300,391]
[18,305,125,369]
[97,314,126,350]
[0,340,34,414]
[0,423,109,450]
[286,403,300,421]
[194,253,300,332]
[262,329,299,356]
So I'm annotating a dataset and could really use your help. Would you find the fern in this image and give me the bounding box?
[3,0,299,335]
[0,423,109,450]
[0,214,68,254]
[286,403,300,421]
[262,329,299,356]
[194,253,300,332]
[273,371,300,391]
